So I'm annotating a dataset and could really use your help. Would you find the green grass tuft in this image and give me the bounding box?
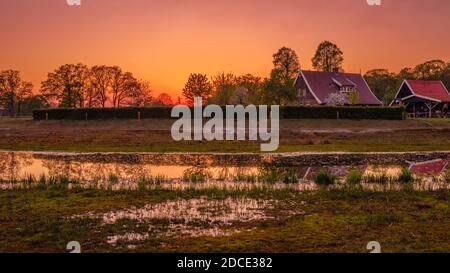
[346,170,363,184]
[314,170,336,186]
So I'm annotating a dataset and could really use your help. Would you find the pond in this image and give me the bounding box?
[0,151,449,191]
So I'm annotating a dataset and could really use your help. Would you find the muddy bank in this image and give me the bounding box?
[7,151,450,167]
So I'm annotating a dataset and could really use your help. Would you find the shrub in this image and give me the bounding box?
[108,174,119,185]
[314,170,336,186]
[37,175,47,190]
[397,168,414,184]
[280,106,404,120]
[255,169,300,184]
[182,168,211,183]
[346,170,363,184]
[279,170,300,184]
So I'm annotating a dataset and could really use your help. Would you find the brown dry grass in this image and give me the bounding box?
[0,118,449,152]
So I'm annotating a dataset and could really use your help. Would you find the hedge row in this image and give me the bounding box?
[33,106,405,120]
[279,106,405,120]
[33,107,173,120]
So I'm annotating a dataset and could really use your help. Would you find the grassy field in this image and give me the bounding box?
[0,187,448,253]
[0,117,450,152]
[1,118,449,253]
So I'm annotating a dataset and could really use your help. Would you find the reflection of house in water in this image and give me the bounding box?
[408,159,449,175]
[390,80,450,118]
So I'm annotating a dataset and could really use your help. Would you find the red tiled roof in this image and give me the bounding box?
[409,159,448,174]
[406,80,450,102]
[299,70,382,105]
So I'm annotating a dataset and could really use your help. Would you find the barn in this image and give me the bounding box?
[390,80,450,118]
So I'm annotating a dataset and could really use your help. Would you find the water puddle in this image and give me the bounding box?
[76,197,280,246]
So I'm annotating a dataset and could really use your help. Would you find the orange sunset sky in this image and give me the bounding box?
[1,0,449,97]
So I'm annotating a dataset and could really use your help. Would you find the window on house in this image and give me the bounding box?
[299,89,307,97]
[341,86,355,93]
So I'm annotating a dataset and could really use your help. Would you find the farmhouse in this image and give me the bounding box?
[390,80,450,118]
[294,70,383,106]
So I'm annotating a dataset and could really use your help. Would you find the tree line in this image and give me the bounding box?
[1,40,449,115]
[182,41,346,105]
[0,64,179,116]
[40,64,153,108]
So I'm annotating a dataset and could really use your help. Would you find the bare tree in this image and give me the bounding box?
[16,81,33,114]
[127,79,153,107]
[40,64,89,108]
[0,70,33,116]
[110,67,139,108]
[89,65,113,108]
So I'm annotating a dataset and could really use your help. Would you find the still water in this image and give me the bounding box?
[0,151,448,191]
[75,197,282,245]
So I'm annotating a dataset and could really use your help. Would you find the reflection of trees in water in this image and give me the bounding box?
[0,152,34,181]
[41,159,74,178]
[41,159,154,184]
[0,152,375,184]
[259,166,308,176]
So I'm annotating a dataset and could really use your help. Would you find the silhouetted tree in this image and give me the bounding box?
[230,86,250,105]
[182,73,213,104]
[398,67,415,81]
[235,74,263,104]
[272,47,300,80]
[312,41,344,72]
[210,72,236,105]
[40,64,89,108]
[262,69,297,105]
[154,93,173,106]
[89,65,114,108]
[413,60,446,80]
[443,63,450,90]
[19,95,49,114]
[0,70,33,115]
[127,79,153,107]
[364,69,398,104]
[109,66,139,108]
